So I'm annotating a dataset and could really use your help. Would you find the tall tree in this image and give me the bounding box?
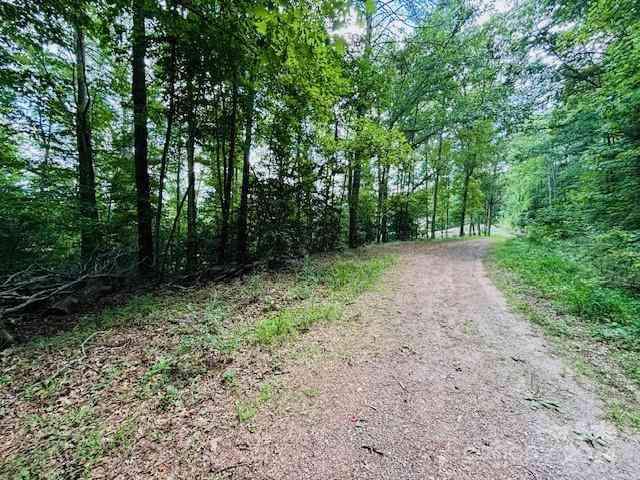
[236,79,255,263]
[73,22,98,264]
[132,0,153,273]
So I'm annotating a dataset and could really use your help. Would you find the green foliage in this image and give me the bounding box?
[254,303,341,346]
[493,236,640,431]
[235,400,258,423]
[494,238,640,334]
[323,255,394,299]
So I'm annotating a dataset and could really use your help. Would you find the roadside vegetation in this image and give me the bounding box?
[491,235,640,431]
[0,249,395,479]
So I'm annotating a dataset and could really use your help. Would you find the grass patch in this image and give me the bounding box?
[0,406,109,479]
[235,400,258,423]
[492,238,640,331]
[318,255,395,300]
[234,379,283,423]
[490,236,640,431]
[253,304,341,346]
[302,387,320,398]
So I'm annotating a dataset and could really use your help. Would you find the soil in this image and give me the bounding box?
[214,239,640,479]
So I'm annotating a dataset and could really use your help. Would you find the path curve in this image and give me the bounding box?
[227,239,640,479]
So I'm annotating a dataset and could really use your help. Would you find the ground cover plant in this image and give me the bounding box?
[0,248,395,479]
[491,236,640,431]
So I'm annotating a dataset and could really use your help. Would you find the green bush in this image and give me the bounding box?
[493,237,640,344]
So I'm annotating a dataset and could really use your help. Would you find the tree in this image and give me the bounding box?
[73,19,99,264]
[131,0,153,273]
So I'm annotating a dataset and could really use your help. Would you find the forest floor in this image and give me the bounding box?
[2,239,640,479]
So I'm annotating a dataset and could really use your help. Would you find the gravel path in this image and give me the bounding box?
[223,239,640,479]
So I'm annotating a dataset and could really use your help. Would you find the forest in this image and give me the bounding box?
[2,0,636,323]
[2,0,640,477]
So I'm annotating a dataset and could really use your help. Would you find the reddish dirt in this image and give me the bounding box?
[217,239,640,479]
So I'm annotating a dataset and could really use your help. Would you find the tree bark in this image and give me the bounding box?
[186,76,197,270]
[348,6,373,249]
[430,134,443,240]
[219,76,238,263]
[459,166,472,237]
[154,37,176,266]
[74,25,99,266]
[132,0,153,273]
[236,84,255,263]
[349,152,361,248]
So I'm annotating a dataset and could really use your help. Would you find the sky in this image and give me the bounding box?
[335,0,516,46]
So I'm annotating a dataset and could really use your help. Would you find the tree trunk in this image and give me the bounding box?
[74,25,99,266]
[430,133,443,240]
[132,0,153,273]
[186,77,197,270]
[219,77,238,263]
[486,160,498,236]
[154,38,176,266]
[348,7,373,249]
[236,84,255,263]
[459,168,471,237]
[430,170,440,240]
[349,152,361,248]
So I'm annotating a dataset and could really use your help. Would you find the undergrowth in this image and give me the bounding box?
[0,249,396,478]
[491,236,640,431]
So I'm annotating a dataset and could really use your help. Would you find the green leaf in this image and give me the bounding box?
[255,19,268,35]
[333,36,347,56]
[364,0,376,16]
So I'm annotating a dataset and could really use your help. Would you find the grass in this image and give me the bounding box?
[2,406,113,479]
[253,304,341,346]
[490,236,640,431]
[1,248,396,477]
[492,237,640,331]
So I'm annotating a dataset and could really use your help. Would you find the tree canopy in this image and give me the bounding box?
[1,0,638,335]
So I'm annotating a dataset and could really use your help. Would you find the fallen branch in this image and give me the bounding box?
[30,331,101,389]
[211,462,252,475]
[362,445,385,456]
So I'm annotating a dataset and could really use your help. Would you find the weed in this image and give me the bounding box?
[287,284,313,301]
[221,369,238,388]
[203,295,228,327]
[302,387,320,398]
[140,357,181,409]
[111,416,137,450]
[253,304,341,346]
[235,400,257,423]
[608,401,640,430]
[258,381,274,404]
[323,255,395,300]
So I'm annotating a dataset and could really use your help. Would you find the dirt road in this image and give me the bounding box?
[219,239,640,479]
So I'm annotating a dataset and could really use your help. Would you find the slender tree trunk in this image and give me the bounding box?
[430,133,443,240]
[486,160,498,236]
[236,84,255,263]
[74,25,99,265]
[348,7,372,249]
[161,188,189,274]
[430,170,440,240]
[459,167,471,237]
[154,38,176,266]
[381,165,389,242]
[186,77,197,270]
[445,174,450,238]
[349,153,361,248]
[219,77,238,263]
[132,0,153,273]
